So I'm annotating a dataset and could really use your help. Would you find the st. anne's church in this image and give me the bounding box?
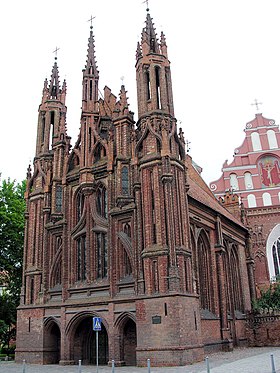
[16,7,255,367]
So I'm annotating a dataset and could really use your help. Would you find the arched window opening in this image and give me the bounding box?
[49,111,55,150]
[90,79,93,100]
[262,192,272,206]
[146,70,151,101]
[251,132,262,151]
[229,173,239,191]
[247,194,257,208]
[41,115,45,142]
[197,233,212,311]
[121,166,129,195]
[96,232,108,279]
[229,247,243,311]
[155,66,161,109]
[124,223,131,237]
[77,235,86,281]
[96,185,108,218]
[94,143,106,162]
[278,192,280,203]
[150,37,156,52]
[152,260,159,293]
[77,192,85,221]
[84,81,88,101]
[244,172,253,190]
[55,185,63,213]
[267,130,278,149]
[272,237,280,277]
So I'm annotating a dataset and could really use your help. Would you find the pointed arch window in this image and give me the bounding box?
[244,172,253,190]
[96,232,108,279]
[267,130,278,149]
[96,185,108,218]
[145,69,151,101]
[121,166,129,195]
[94,143,106,162]
[124,222,131,238]
[77,192,85,221]
[197,232,213,311]
[251,132,262,151]
[77,235,86,281]
[228,246,243,312]
[155,66,161,109]
[272,237,280,278]
[55,185,63,213]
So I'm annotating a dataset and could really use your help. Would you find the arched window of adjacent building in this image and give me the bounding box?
[262,192,272,206]
[55,185,63,212]
[247,194,257,208]
[267,130,278,149]
[197,231,213,311]
[266,224,280,280]
[96,232,108,279]
[77,235,86,281]
[121,166,129,195]
[96,185,107,218]
[77,192,85,222]
[251,132,262,151]
[244,172,253,190]
[278,192,280,203]
[229,173,239,191]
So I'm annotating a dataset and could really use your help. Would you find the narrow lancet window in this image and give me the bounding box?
[155,66,161,109]
[121,166,129,195]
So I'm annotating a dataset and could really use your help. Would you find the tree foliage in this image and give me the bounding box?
[0,178,25,351]
[252,281,280,314]
[0,178,26,296]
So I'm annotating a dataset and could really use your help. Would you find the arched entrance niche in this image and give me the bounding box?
[66,312,109,365]
[43,317,61,364]
[115,313,137,366]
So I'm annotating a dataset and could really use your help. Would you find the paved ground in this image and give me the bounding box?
[0,347,279,373]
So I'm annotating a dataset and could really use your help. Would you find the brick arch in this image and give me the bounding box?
[65,311,109,337]
[114,312,137,366]
[43,317,61,364]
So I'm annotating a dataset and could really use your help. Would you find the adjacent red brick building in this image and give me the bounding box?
[210,113,280,287]
[16,9,255,366]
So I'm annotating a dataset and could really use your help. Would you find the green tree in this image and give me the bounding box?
[252,281,280,313]
[0,178,25,351]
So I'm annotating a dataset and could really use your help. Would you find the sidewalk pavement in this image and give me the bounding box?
[0,346,279,373]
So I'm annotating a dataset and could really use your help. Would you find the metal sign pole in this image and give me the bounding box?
[96,330,99,373]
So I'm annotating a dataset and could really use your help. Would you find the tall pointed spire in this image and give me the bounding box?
[82,20,99,112]
[135,9,174,117]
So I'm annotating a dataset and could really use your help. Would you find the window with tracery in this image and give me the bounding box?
[96,232,108,279]
[77,235,86,281]
[77,192,85,221]
[197,233,213,311]
[96,185,108,218]
[55,185,63,212]
[121,166,129,195]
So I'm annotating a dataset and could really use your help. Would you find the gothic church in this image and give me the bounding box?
[16,8,255,367]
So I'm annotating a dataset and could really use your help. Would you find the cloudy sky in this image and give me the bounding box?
[1,0,280,185]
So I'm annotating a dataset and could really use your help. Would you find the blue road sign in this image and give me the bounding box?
[93,317,102,331]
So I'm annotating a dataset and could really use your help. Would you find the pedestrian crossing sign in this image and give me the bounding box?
[93,317,102,331]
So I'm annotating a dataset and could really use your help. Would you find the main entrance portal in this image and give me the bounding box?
[73,316,108,365]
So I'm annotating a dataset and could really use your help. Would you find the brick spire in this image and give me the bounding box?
[82,24,99,112]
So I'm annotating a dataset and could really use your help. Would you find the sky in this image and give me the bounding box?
[1,0,280,185]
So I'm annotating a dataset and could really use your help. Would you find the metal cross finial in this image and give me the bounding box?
[53,46,60,60]
[251,99,262,112]
[88,15,96,29]
[120,76,125,85]
[142,0,149,11]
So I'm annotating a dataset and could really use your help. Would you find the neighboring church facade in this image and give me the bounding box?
[210,113,280,287]
[16,10,255,367]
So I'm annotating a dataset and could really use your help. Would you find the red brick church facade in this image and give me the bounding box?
[16,10,255,366]
[210,113,280,288]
